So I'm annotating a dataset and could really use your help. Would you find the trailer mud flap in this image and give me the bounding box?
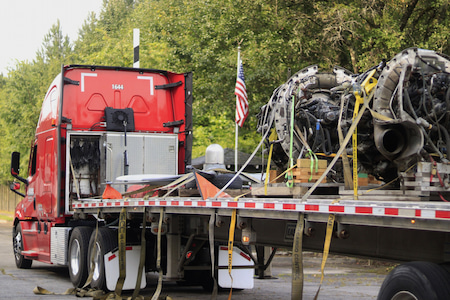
[104,246,146,291]
[218,246,254,289]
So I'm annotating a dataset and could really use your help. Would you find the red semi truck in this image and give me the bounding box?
[10,65,254,293]
[10,49,450,300]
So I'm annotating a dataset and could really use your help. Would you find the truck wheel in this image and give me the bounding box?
[88,227,118,291]
[12,223,32,269]
[68,226,93,288]
[377,261,450,300]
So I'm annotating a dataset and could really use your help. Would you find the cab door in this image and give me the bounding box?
[21,144,38,219]
[40,136,54,216]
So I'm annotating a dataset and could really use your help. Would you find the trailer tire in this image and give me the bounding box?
[88,227,117,291]
[68,226,93,288]
[12,223,32,269]
[377,261,450,300]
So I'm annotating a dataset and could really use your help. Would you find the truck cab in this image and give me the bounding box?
[11,65,192,272]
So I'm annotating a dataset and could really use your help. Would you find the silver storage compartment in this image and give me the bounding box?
[50,227,72,265]
[105,133,178,192]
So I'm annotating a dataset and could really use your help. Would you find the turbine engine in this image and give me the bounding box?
[258,48,450,184]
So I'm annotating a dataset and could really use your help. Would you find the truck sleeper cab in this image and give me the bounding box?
[11,65,194,289]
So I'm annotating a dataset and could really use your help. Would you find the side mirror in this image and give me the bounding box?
[11,152,20,176]
[10,152,28,185]
[9,182,25,198]
[11,182,20,190]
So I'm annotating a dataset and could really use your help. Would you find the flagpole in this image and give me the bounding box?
[235,46,241,172]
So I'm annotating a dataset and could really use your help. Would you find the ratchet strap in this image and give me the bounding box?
[265,129,278,195]
[337,93,353,189]
[131,209,147,300]
[306,150,319,182]
[352,69,378,198]
[83,210,100,289]
[115,207,127,296]
[33,286,105,298]
[228,200,238,300]
[291,213,304,300]
[286,95,296,187]
[151,207,164,300]
[313,214,335,300]
[194,171,234,299]
[295,123,318,182]
[209,213,218,299]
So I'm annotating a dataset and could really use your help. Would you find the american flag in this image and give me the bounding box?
[235,59,248,127]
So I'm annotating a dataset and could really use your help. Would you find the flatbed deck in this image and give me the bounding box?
[72,195,450,232]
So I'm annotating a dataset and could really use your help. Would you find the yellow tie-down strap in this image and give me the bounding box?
[314,214,335,300]
[265,129,278,195]
[291,213,305,299]
[227,197,239,300]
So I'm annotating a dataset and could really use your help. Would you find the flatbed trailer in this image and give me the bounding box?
[71,193,450,264]
[68,183,450,300]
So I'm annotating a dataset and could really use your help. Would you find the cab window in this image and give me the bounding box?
[30,145,37,176]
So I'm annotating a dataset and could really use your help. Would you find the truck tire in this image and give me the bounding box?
[88,227,118,291]
[377,261,450,300]
[68,226,93,288]
[12,223,32,269]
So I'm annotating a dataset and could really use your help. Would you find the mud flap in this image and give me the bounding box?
[104,246,146,291]
[218,246,254,289]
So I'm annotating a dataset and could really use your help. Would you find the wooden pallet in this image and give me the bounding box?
[292,159,327,183]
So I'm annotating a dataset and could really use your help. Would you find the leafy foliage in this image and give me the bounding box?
[1,0,450,182]
[0,21,73,182]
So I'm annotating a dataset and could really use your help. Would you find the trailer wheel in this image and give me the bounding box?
[377,261,450,300]
[68,226,93,288]
[12,223,32,269]
[88,227,117,291]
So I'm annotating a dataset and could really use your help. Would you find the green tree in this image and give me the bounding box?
[73,0,137,66]
[2,0,450,183]
[0,21,73,183]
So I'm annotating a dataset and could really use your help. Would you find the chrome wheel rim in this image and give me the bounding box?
[70,240,81,276]
[391,291,419,300]
[13,230,22,261]
[92,242,101,281]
